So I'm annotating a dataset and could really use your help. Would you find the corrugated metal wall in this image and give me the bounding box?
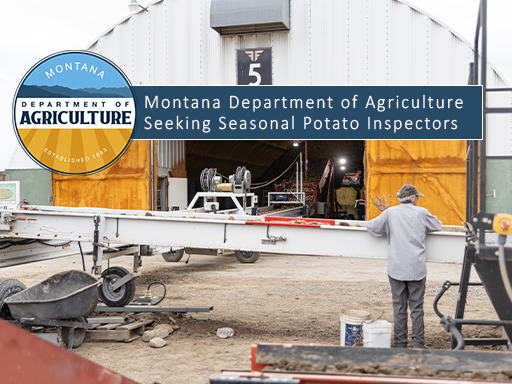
[81,0,511,218]
[52,141,153,210]
[87,0,509,90]
[157,140,186,177]
[365,140,467,225]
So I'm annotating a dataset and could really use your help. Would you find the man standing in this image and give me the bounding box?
[366,184,442,348]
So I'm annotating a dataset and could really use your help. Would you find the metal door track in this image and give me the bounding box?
[95,305,214,313]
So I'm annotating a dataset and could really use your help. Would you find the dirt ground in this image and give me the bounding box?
[1,251,503,384]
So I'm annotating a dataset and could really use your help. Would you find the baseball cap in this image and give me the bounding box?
[397,184,424,198]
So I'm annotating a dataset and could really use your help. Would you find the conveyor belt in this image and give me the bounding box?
[0,206,465,263]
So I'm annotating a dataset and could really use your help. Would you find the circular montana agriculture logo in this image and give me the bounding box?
[13,51,136,175]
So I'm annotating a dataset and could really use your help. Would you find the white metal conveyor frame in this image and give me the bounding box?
[0,206,466,274]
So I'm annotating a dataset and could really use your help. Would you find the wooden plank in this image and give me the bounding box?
[87,317,132,324]
[86,329,131,341]
[96,323,120,331]
[117,320,153,331]
[85,320,153,342]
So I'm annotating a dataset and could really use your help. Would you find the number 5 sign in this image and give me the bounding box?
[237,48,272,85]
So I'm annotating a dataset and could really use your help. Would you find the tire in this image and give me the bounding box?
[58,316,86,349]
[98,266,135,307]
[235,250,260,263]
[162,248,185,262]
[0,278,26,320]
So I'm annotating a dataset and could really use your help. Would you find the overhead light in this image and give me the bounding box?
[129,0,140,12]
[129,0,149,13]
[293,141,299,147]
[340,166,346,170]
[340,158,346,164]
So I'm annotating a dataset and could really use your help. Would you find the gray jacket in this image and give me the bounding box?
[366,203,442,281]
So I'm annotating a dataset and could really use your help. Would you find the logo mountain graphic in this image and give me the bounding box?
[17,85,132,98]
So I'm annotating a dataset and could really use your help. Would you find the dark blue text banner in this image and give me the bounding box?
[131,85,482,140]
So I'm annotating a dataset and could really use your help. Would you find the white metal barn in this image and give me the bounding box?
[83,0,512,218]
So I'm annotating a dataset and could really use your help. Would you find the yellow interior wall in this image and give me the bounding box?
[366,140,466,226]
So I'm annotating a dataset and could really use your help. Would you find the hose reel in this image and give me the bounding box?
[199,167,251,193]
[234,166,251,193]
[200,168,222,192]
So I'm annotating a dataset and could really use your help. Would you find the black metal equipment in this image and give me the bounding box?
[445,0,512,350]
[468,0,512,216]
[435,213,512,349]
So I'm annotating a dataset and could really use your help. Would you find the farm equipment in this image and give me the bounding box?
[193,164,306,218]
[318,158,363,219]
[0,205,465,308]
[211,343,512,383]
[434,212,512,349]
[342,169,362,186]
[0,318,139,383]
[267,153,306,213]
[0,200,464,353]
[193,166,257,215]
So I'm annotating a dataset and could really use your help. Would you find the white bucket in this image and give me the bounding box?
[340,309,370,346]
[362,320,392,348]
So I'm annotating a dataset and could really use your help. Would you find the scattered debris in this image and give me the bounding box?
[216,328,234,339]
[154,324,174,333]
[142,326,172,342]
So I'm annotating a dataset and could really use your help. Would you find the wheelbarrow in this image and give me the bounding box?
[3,270,100,350]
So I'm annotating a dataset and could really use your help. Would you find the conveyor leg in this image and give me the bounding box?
[92,215,106,276]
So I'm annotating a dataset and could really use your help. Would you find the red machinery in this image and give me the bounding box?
[318,158,363,219]
[210,343,512,383]
[0,319,139,384]
[342,169,362,186]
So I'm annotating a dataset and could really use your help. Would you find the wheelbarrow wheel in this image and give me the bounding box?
[234,250,260,263]
[0,278,26,320]
[162,248,185,262]
[98,266,135,307]
[58,316,86,349]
